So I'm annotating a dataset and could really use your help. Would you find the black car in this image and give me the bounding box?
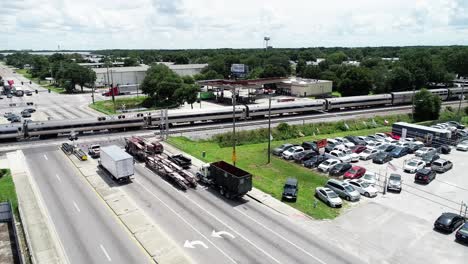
[24,108,36,113]
[434,212,465,233]
[390,146,409,158]
[21,110,31,118]
[272,144,294,156]
[329,163,352,177]
[345,136,366,146]
[455,222,468,243]
[407,143,423,153]
[324,143,335,153]
[421,153,440,166]
[373,152,393,164]
[437,144,451,154]
[293,150,317,163]
[282,178,298,202]
[10,115,21,123]
[301,141,318,152]
[414,168,436,184]
[303,155,327,168]
[446,121,465,129]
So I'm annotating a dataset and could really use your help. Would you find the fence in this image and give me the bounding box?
[0,201,23,264]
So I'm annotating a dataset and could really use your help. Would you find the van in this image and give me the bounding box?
[431,159,453,173]
[325,179,360,201]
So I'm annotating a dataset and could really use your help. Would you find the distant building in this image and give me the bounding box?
[277,77,332,97]
[79,62,125,68]
[342,60,360,66]
[307,58,326,66]
[382,57,400,62]
[93,63,208,87]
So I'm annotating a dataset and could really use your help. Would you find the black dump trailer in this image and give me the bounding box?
[198,161,252,199]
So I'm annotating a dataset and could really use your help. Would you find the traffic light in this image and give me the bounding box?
[35,89,38,94]
[21,81,24,85]
[29,81,32,84]
[48,89,51,93]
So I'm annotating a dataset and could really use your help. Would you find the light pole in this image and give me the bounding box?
[457,82,465,120]
[411,85,416,121]
[232,86,237,167]
[267,94,272,164]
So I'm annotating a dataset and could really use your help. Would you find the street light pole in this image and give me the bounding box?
[232,86,237,167]
[411,85,416,121]
[267,94,272,164]
[457,83,465,120]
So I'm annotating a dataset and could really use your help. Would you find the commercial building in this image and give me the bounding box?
[93,63,208,87]
[277,78,332,97]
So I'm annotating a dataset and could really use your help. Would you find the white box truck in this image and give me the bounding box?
[99,145,134,182]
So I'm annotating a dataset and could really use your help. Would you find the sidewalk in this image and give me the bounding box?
[6,150,66,264]
[161,142,312,219]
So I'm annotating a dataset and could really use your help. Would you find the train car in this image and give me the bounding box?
[152,107,246,126]
[391,91,414,105]
[248,99,326,118]
[325,94,392,110]
[447,87,468,100]
[428,88,449,101]
[25,115,146,138]
[0,123,23,141]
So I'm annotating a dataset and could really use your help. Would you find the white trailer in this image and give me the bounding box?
[99,145,134,182]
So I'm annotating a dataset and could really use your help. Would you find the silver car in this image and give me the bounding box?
[315,187,342,208]
[456,140,468,151]
[325,179,360,201]
[387,174,402,193]
[431,159,453,173]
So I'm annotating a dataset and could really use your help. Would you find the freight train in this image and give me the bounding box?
[0,88,466,141]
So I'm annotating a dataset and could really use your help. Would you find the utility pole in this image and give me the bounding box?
[411,85,416,121]
[109,67,116,113]
[232,86,237,167]
[267,94,272,164]
[92,82,95,104]
[457,82,465,120]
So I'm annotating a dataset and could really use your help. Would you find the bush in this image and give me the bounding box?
[465,106,468,116]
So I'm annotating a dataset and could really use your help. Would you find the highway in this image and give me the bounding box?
[23,146,152,264]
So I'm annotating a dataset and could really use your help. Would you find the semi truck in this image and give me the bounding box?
[99,145,134,182]
[197,161,252,199]
[103,84,138,96]
[125,136,164,161]
[168,154,192,169]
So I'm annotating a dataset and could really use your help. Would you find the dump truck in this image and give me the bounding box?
[168,154,192,169]
[125,136,164,161]
[99,145,134,182]
[197,161,252,199]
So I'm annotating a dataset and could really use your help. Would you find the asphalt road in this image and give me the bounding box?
[23,146,152,264]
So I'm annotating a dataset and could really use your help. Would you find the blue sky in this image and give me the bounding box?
[1,0,468,50]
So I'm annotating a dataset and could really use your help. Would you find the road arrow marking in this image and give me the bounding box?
[184,240,208,249]
[211,230,235,239]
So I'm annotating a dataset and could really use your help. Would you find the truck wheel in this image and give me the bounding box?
[225,192,231,199]
[219,188,225,196]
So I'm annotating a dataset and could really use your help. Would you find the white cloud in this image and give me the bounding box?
[1,0,468,50]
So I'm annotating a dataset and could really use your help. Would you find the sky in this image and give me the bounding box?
[1,0,468,50]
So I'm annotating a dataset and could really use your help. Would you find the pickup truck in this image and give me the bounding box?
[88,144,100,158]
[168,154,192,169]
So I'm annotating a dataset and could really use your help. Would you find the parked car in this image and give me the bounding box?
[272,143,295,156]
[10,115,21,123]
[329,150,351,163]
[303,154,327,168]
[359,149,380,160]
[390,146,409,158]
[433,213,465,233]
[421,153,440,167]
[352,145,367,154]
[407,141,424,153]
[446,121,465,129]
[455,222,468,243]
[378,144,396,153]
[325,179,360,202]
[334,137,355,148]
[361,172,377,185]
[387,174,402,193]
[301,141,318,152]
[415,147,437,157]
[431,159,453,173]
[437,144,451,154]
[404,159,426,173]
[375,133,389,140]
[88,144,101,158]
[345,179,378,197]
[343,166,366,179]
[345,136,366,146]
[24,108,36,113]
[339,148,359,162]
[324,143,335,153]
[282,178,298,202]
[318,159,341,173]
[366,141,384,150]
[21,110,31,118]
[315,187,342,208]
[372,152,393,164]
[293,150,316,164]
[329,162,352,177]
[414,168,436,184]
[456,140,468,151]
[282,146,304,160]
[6,94,12,98]
[385,132,401,140]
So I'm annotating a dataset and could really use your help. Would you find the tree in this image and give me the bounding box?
[386,66,413,92]
[123,57,139,67]
[326,51,347,65]
[414,88,442,122]
[259,64,287,78]
[296,59,306,76]
[174,54,189,64]
[447,49,468,77]
[338,67,372,96]
[141,64,184,107]
[302,65,321,79]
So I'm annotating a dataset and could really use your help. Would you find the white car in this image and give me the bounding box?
[366,141,384,150]
[385,138,399,145]
[282,146,304,160]
[345,179,378,197]
[327,138,339,145]
[332,144,348,151]
[361,172,377,185]
[415,147,436,157]
[394,141,411,148]
[359,149,380,160]
[329,150,351,163]
[403,159,426,173]
[315,187,342,208]
[318,159,341,172]
[335,137,355,148]
[340,148,359,162]
[456,140,468,151]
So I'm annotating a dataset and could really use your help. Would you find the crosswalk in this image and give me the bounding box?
[38,105,103,120]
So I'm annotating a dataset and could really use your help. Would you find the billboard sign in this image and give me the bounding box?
[316,139,327,148]
[230,64,249,78]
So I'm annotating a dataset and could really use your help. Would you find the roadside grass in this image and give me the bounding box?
[331,91,341,97]
[168,126,390,220]
[16,69,67,94]
[0,169,18,217]
[89,96,148,115]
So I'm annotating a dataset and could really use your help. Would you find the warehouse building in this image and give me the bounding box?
[93,63,207,87]
[277,78,332,97]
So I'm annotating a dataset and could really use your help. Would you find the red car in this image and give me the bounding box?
[352,145,367,154]
[385,132,401,140]
[344,166,366,179]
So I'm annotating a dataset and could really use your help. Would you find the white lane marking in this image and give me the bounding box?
[43,154,48,160]
[55,174,61,182]
[100,244,112,262]
[212,230,235,239]
[179,190,281,264]
[234,208,327,264]
[72,201,81,213]
[184,240,209,249]
[134,180,237,264]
